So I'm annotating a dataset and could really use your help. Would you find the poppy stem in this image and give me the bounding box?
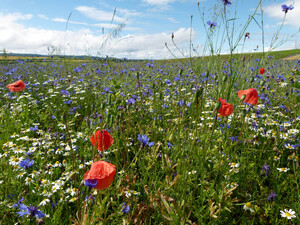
[234,108,245,155]
[76,181,83,221]
[65,123,75,175]
[205,111,218,157]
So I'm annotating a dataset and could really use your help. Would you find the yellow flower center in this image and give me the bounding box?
[285,212,291,217]
[245,202,251,208]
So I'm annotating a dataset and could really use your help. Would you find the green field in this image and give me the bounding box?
[0,48,299,224]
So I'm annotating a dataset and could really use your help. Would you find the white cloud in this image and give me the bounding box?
[0,12,33,22]
[0,12,194,59]
[168,17,179,23]
[52,17,138,31]
[117,8,141,18]
[75,6,125,23]
[38,14,49,20]
[52,18,88,25]
[142,0,177,6]
[264,0,300,28]
[108,27,195,59]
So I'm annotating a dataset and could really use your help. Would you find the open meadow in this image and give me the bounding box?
[1,0,300,224]
[0,52,299,224]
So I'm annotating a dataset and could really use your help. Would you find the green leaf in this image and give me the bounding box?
[160,194,173,215]
[293,82,300,89]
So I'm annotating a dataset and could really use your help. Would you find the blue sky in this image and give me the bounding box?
[0,0,299,59]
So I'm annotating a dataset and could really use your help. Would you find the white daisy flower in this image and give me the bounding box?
[280,209,296,220]
[277,167,290,172]
[243,202,254,212]
[39,198,50,206]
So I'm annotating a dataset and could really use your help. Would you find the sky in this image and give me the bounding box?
[0,0,299,59]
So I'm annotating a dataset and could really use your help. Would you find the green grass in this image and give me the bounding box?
[0,53,299,224]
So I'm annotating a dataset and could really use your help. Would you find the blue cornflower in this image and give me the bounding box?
[165,79,171,85]
[30,125,38,131]
[127,98,136,105]
[261,163,271,177]
[73,66,82,73]
[167,142,174,148]
[85,195,95,202]
[64,99,72,105]
[51,115,56,119]
[173,171,178,178]
[17,205,45,219]
[60,89,70,95]
[179,99,185,106]
[19,158,34,169]
[84,179,98,188]
[281,4,294,13]
[229,136,238,142]
[221,0,231,6]
[267,191,277,201]
[12,197,26,209]
[207,21,217,28]
[138,134,154,147]
[121,203,130,214]
[102,87,112,94]
[60,133,66,140]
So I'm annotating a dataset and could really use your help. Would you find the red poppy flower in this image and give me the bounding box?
[84,161,116,190]
[218,98,234,117]
[90,130,114,151]
[260,68,265,75]
[238,88,259,105]
[6,80,26,92]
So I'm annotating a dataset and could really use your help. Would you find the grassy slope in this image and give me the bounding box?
[1,49,300,64]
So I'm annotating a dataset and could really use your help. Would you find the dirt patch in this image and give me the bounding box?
[282,54,300,60]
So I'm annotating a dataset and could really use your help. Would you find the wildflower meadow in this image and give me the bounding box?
[0,0,299,224]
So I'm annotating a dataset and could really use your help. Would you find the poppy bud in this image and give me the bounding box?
[179,69,183,76]
[214,102,222,111]
[194,89,203,103]
[159,92,163,100]
[249,77,254,83]
[259,80,265,86]
[136,72,140,80]
[168,133,174,142]
[68,171,77,180]
[241,94,246,101]
[242,109,247,116]
[109,115,114,127]
[36,219,45,225]
[195,89,203,99]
